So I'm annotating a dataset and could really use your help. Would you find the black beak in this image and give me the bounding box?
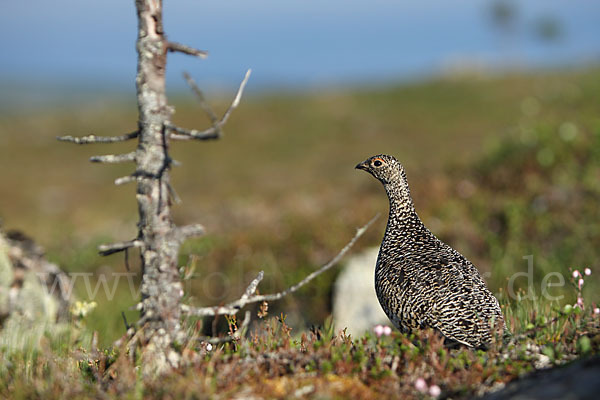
[355,161,369,171]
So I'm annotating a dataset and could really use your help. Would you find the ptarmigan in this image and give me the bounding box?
[356,154,503,348]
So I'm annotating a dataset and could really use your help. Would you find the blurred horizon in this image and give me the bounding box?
[1,0,599,109]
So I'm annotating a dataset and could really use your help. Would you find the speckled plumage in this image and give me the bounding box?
[356,154,504,348]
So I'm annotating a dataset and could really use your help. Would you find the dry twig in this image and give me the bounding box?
[98,239,143,256]
[57,131,139,144]
[181,215,379,317]
[90,152,137,164]
[167,41,208,58]
[183,72,218,123]
[167,69,251,141]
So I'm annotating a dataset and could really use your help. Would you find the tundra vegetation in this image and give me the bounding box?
[0,65,598,398]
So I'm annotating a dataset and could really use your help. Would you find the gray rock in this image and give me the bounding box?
[332,247,389,336]
[482,356,600,400]
[0,229,73,349]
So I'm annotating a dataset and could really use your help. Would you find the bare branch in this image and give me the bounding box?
[241,271,264,301]
[167,182,182,204]
[181,304,236,317]
[167,69,252,141]
[121,311,131,331]
[238,309,252,335]
[98,239,143,256]
[183,71,218,123]
[90,151,137,164]
[180,270,264,317]
[57,131,139,144]
[182,215,379,317]
[165,124,220,141]
[124,248,131,271]
[114,176,136,186]
[248,214,379,302]
[177,224,205,240]
[167,41,208,58]
[221,68,252,126]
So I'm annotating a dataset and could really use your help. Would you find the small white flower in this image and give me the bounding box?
[572,270,580,278]
[206,343,213,351]
[429,385,442,397]
[584,268,592,276]
[382,325,392,336]
[594,307,600,315]
[578,278,584,288]
[414,378,428,393]
[374,325,384,337]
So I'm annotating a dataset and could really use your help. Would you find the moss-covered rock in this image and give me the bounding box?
[0,229,72,350]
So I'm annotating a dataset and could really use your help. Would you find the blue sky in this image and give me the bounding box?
[1,0,598,97]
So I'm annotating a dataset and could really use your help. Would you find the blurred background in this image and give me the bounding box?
[1,0,599,345]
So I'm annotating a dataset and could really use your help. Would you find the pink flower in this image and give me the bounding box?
[578,278,584,289]
[572,270,580,278]
[374,324,392,337]
[429,385,442,397]
[594,307,600,315]
[577,297,584,306]
[584,268,592,276]
[414,378,428,393]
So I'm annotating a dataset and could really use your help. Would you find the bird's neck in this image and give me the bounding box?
[382,183,427,246]
[384,182,415,217]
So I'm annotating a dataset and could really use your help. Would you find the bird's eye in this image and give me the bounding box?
[373,159,383,167]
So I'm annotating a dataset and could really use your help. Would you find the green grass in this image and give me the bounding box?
[1,66,600,397]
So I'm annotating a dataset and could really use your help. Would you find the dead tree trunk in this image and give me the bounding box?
[59,0,248,374]
[132,0,183,371]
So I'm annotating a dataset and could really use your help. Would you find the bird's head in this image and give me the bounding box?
[355,154,405,186]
